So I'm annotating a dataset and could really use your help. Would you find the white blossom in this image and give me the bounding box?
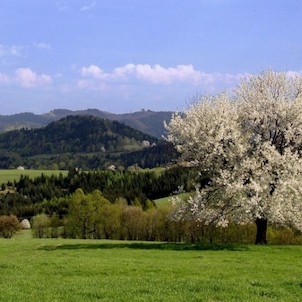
[166,70,302,232]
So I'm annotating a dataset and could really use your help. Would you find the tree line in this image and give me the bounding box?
[0,166,200,218]
[28,189,302,244]
[0,142,177,170]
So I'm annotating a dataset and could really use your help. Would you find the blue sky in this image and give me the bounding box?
[0,0,301,114]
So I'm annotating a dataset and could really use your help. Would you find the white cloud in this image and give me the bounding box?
[137,64,205,84]
[79,63,246,88]
[81,65,104,78]
[80,1,96,11]
[112,64,136,78]
[33,42,52,50]
[0,44,23,58]
[15,68,52,88]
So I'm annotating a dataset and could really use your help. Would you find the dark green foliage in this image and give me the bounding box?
[118,141,179,168]
[0,166,201,218]
[0,115,177,169]
[0,115,157,156]
[1,165,301,244]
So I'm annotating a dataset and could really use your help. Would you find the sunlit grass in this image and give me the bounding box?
[0,169,68,184]
[0,230,301,301]
[154,192,193,208]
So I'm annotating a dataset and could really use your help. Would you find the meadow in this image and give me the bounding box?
[0,169,68,184]
[154,192,194,208]
[0,231,302,301]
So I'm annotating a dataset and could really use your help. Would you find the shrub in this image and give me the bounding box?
[31,214,50,238]
[49,214,63,238]
[0,215,20,238]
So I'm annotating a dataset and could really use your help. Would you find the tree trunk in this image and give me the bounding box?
[255,218,268,244]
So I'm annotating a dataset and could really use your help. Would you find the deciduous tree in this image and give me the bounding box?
[166,70,302,244]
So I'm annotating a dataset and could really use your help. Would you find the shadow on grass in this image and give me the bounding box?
[38,242,249,252]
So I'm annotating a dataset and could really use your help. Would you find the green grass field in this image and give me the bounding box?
[0,169,68,184]
[0,168,163,185]
[1,231,302,301]
[154,192,194,208]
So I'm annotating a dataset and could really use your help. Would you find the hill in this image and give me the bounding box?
[0,109,173,138]
[0,115,177,170]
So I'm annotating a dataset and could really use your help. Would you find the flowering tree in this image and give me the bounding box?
[166,70,302,244]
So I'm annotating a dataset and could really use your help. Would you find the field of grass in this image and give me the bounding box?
[154,192,193,208]
[0,167,164,185]
[1,231,302,301]
[0,169,68,184]
[140,167,166,176]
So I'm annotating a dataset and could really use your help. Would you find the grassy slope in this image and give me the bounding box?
[0,169,68,184]
[0,167,163,184]
[0,231,302,302]
[154,192,193,208]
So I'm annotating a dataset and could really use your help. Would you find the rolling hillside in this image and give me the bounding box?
[0,109,173,138]
[0,115,177,170]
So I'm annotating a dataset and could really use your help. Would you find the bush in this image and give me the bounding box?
[48,214,63,238]
[31,214,50,238]
[0,215,20,238]
[267,226,302,245]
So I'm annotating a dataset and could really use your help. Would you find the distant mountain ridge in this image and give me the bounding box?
[0,109,173,138]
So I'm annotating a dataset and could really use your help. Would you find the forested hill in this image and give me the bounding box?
[0,109,173,138]
[0,115,177,170]
[0,115,157,157]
